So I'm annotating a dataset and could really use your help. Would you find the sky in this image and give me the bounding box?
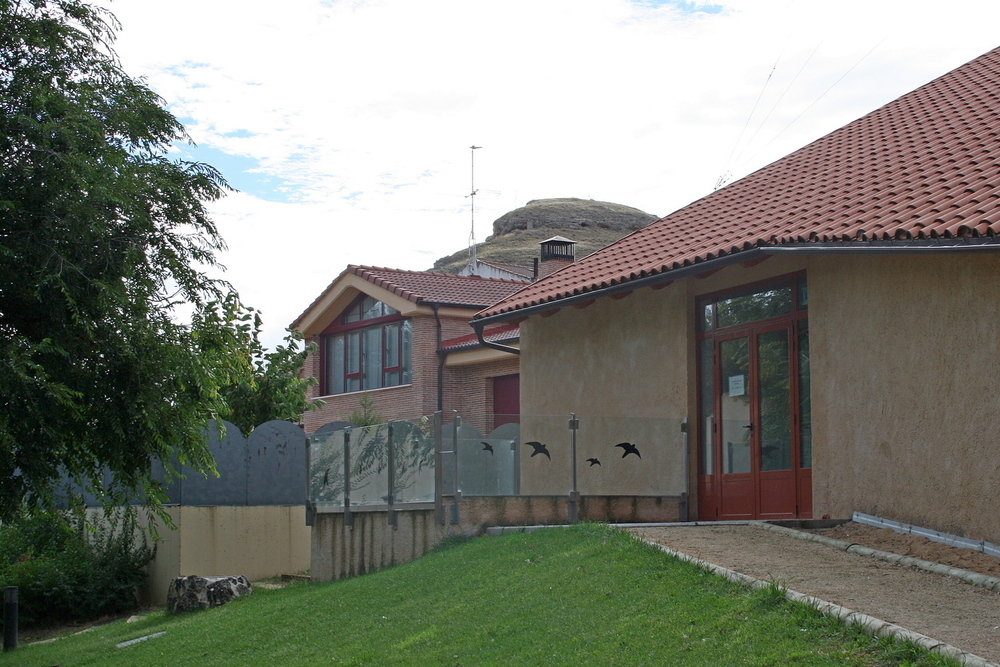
[98,0,1000,350]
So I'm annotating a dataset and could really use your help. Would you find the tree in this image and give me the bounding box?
[192,294,321,436]
[0,0,248,520]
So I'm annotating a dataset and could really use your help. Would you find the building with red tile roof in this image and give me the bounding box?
[292,265,528,434]
[472,47,1000,545]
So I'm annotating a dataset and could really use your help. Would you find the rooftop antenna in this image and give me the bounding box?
[467,145,481,274]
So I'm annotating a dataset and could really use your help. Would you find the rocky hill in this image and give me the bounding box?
[431,198,658,274]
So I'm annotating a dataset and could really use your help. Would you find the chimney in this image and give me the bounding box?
[537,236,576,279]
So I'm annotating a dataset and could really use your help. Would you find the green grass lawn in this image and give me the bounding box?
[4,524,956,666]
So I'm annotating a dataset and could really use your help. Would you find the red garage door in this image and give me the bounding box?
[492,374,520,430]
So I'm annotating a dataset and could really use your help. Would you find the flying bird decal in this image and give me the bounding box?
[524,441,551,459]
[615,442,641,459]
[481,441,494,454]
[586,458,601,466]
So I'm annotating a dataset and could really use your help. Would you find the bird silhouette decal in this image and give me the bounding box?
[525,441,550,459]
[481,441,494,455]
[586,458,601,466]
[615,442,641,459]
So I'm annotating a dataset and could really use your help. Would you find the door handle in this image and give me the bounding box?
[742,424,753,431]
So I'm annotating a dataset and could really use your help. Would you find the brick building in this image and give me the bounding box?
[291,265,528,434]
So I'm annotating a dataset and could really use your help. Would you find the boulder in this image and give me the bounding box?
[167,575,252,613]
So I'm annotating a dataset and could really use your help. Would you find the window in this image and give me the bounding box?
[321,295,412,395]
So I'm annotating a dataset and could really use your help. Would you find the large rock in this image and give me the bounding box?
[167,575,252,613]
[490,198,658,237]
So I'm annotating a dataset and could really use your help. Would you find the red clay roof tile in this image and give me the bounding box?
[291,266,530,329]
[347,266,529,307]
[478,47,1000,319]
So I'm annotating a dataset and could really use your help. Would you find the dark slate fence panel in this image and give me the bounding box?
[62,419,311,508]
[173,420,249,506]
[246,420,309,505]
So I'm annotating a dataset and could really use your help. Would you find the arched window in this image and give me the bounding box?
[321,295,412,395]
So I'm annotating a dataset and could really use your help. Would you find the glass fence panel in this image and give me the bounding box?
[311,413,687,511]
[455,421,519,496]
[518,414,687,496]
[575,416,686,495]
[309,428,345,510]
[392,418,436,504]
[349,424,390,506]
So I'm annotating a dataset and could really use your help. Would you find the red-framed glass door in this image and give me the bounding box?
[697,274,811,520]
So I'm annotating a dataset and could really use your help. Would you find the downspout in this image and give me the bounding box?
[471,319,520,355]
[433,304,445,412]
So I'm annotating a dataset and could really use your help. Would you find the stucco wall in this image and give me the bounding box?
[807,253,1000,543]
[144,505,311,605]
[518,284,690,496]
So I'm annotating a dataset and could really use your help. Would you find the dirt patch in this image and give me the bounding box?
[630,525,1000,664]
[811,522,1000,578]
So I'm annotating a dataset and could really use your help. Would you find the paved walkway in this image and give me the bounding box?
[628,524,1000,666]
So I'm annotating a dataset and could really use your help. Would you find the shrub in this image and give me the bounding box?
[0,506,154,627]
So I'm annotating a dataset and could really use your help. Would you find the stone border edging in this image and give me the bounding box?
[752,522,1000,593]
[633,535,999,667]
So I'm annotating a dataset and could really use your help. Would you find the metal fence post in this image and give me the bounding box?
[681,417,689,521]
[3,586,17,652]
[304,433,314,526]
[568,413,579,523]
[343,428,353,529]
[387,421,397,529]
[434,411,444,525]
[451,411,461,525]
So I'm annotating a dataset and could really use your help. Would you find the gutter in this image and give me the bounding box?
[471,319,520,356]
[474,238,1000,327]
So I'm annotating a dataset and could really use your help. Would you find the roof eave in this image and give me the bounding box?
[474,238,1000,326]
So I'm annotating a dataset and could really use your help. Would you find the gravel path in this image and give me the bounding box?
[629,524,1000,664]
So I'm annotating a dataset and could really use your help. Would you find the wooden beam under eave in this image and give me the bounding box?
[540,308,561,318]
[573,299,596,309]
[695,269,721,280]
[610,291,632,300]
[650,280,674,290]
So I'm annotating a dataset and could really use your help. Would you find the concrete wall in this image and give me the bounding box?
[807,253,1000,543]
[144,505,311,604]
[311,495,683,581]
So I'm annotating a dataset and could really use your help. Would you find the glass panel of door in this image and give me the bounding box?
[712,325,801,519]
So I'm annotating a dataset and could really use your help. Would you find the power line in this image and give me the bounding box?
[734,37,886,175]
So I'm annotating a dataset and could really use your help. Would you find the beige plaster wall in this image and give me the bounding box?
[518,285,689,496]
[807,253,1000,543]
[144,506,311,604]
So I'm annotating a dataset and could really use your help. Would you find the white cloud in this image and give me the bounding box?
[99,0,1000,347]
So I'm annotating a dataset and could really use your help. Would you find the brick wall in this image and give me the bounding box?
[443,357,519,435]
